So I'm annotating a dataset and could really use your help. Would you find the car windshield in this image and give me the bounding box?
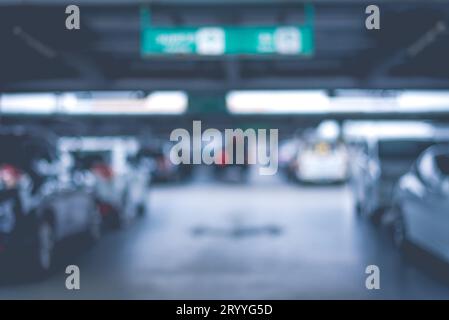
[378,140,434,159]
[435,153,449,176]
[71,151,111,170]
[0,136,34,168]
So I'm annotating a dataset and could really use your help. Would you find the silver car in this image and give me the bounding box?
[392,145,449,262]
[350,137,436,223]
[0,130,102,275]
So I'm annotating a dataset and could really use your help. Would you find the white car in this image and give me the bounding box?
[295,139,349,183]
[59,137,150,227]
[392,145,449,262]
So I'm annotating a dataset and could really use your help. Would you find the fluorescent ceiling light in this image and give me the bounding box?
[62,91,187,114]
[397,91,449,110]
[227,90,330,114]
[227,90,449,114]
[144,91,188,114]
[0,93,57,114]
[344,121,435,139]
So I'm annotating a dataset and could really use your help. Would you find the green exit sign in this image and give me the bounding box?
[140,7,314,56]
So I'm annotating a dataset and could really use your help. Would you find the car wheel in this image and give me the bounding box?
[369,208,384,226]
[32,219,55,274]
[393,209,408,250]
[86,203,102,242]
[118,193,134,227]
[112,192,130,228]
[114,210,127,228]
[136,203,146,218]
[355,201,363,217]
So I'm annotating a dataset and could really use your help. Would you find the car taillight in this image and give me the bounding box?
[216,150,228,166]
[158,157,168,170]
[92,164,114,180]
[0,164,22,189]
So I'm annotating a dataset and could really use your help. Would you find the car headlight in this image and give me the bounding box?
[0,200,16,233]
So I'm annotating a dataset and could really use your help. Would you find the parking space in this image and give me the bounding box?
[1,169,449,299]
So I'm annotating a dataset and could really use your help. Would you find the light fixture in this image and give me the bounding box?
[226,90,330,114]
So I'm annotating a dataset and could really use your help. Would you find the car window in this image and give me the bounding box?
[71,151,111,170]
[0,136,33,168]
[417,151,439,186]
[378,140,434,159]
[24,137,56,162]
[435,154,449,177]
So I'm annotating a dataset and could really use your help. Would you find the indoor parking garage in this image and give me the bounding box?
[1,0,449,300]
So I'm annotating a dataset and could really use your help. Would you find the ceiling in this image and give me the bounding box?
[1,0,449,92]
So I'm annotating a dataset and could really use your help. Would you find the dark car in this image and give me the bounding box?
[137,141,192,183]
[350,137,436,222]
[0,129,101,275]
[213,136,250,181]
[391,145,449,261]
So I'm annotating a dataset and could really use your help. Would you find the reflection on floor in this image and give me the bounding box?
[1,169,449,299]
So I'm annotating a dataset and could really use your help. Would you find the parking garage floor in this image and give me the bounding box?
[1,169,449,299]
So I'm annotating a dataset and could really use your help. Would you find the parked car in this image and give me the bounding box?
[391,145,449,262]
[0,129,101,275]
[350,136,436,222]
[279,139,299,181]
[59,137,149,228]
[137,141,192,183]
[294,136,349,184]
[213,137,250,181]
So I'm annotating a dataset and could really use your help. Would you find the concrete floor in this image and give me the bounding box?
[1,169,449,299]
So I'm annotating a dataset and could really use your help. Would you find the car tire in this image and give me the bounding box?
[114,210,127,229]
[111,191,130,229]
[30,218,55,276]
[86,203,102,243]
[369,208,384,226]
[355,197,371,217]
[393,208,409,250]
[117,191,134,228]
[136,203,146,218]
[355,201,363,217]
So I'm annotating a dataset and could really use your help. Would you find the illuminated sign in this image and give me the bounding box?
[140,6,314,56]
